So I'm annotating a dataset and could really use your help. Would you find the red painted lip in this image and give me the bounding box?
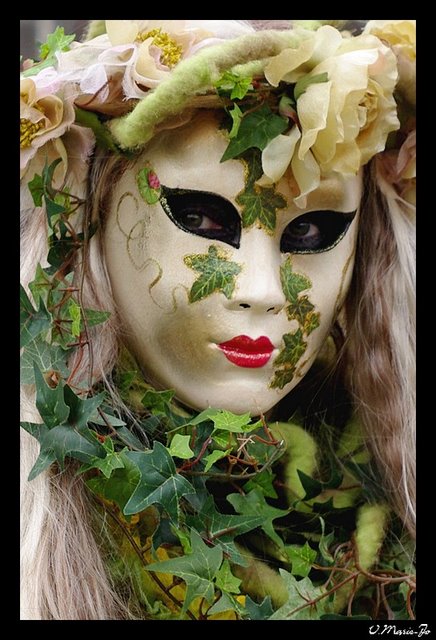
[218,335,274,368]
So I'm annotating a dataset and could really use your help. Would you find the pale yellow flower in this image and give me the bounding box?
[364,20,416,106]
[262,27,400,206]
[105,20,214,93]
[20,77,75,173]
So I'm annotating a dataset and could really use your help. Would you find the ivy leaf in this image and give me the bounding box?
[203,448,231,472]
[210,410,254,433]
[274,330,307,368]
[286,542,317,578]
[27,173,44,206]
[244,470,278,499]
[145,529,223,613]
[20,423,56,478]
[236,178,287,234]
[137,166,161,204]
[141,389,175,415]
[82,308,111,329]
[186,496,264,566]
[280,257,312,304]
[28,263,53,306]
[20,285,51,348]
[215,71,253,100]
[244,595,274,620]
[39,26,75,60]
[168,434,194,460]
[22,420,105,479]
[20,335,70,385]
[297,469,323,500]
[303,311,321,336]
[87,452,141,514]
[206,592,241,617]
[229,104,243,138]
[79,437,127,479]
[294,72,329,101]
[269,571,332,620]
[34,364,70,428]
[22,28,75,77]
[184,245,242,303]
[63,386,106,432]
[69,300,82,337]
[124,442,195,523]
[221,104,287,161]
[215,558,242,594]
[227,489,288,549]
[318,517,335,564]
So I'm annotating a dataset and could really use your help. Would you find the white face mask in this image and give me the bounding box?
[104,112,362,415]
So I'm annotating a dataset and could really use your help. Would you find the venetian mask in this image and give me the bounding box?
[103,112,361,415]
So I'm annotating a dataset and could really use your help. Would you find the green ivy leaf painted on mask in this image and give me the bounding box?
[303,311,321,336]
[145,529,223,613]
[270,366,297,390]
[184,245,242,303]
[221,104,287,161]
[124,442,195,523]
[286,541,317,578]
[269,571,332,620]
[280,257,312,304]
[227,489,289,549]
[237,182,287,233]
[274,330,307,369]
[286,295,315,325]
[235,148,287,233]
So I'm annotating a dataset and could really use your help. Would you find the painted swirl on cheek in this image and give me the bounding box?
[183,245,242,303]
[270,257,321,389]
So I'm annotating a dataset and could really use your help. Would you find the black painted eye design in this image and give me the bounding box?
[160,187,241,248]
[280,210,357,254]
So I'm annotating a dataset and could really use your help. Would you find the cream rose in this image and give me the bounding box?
[364,20,416,106]
[261,29,400,206]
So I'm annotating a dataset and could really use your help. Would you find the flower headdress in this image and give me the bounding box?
[21,19,416,209]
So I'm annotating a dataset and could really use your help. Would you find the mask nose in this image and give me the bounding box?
[224,229,286,315]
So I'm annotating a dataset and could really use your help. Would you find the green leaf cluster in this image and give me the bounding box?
[22,27,75,77]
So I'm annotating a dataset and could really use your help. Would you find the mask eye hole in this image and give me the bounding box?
[160,187,241,248]
[280,210,357,254]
